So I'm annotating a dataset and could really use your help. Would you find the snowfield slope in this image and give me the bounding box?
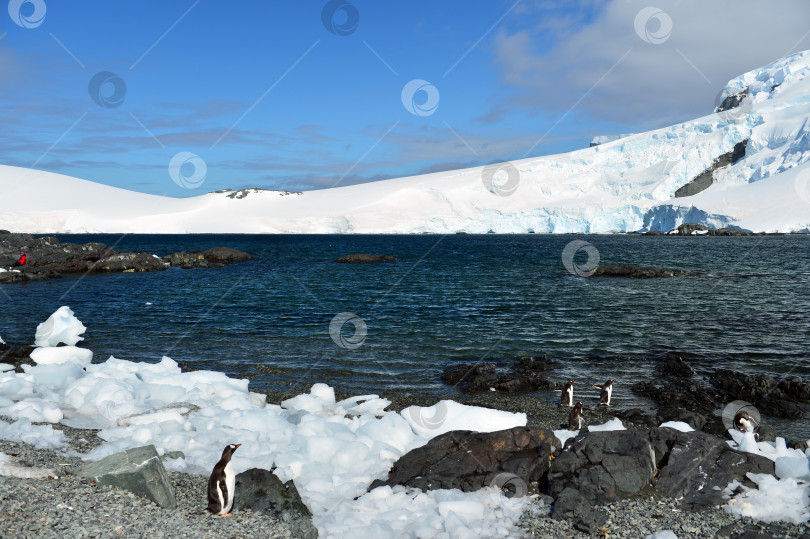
[2,52,810,234]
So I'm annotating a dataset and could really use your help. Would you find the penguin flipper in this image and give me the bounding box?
[207,477,225,515]
[592,385,603,389]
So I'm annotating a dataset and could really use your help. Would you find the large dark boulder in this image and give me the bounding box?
[548,430,656,505]
[79,445,177,509]
[234,468,316,539]
[551,487,608,534]
[546,427,776,533]
[335,254,396,263]
[649,428,774,510]
[370,427,560,494]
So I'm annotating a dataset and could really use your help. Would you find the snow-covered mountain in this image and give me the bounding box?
[2,52,810,234]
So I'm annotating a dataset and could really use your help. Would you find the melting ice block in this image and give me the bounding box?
[34,306,87,347]
[30,346,93,367]
[775,456,810,479]
[400,400,526,438]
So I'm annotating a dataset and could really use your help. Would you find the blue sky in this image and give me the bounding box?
[2,0,809,196]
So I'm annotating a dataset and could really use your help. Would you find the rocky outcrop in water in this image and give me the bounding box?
[441,357,555,393]
[672,223,756,236]
[710,370,808,419]
[335,254,397,263]
[0,231,252,283]
[162,247,253,269]
[591,264,688,278]
[632,355,807,429]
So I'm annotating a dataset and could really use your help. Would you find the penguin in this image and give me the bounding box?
[733,411,759,435]
[593,379,614,406]
[568,402,584,430]
[555,380,576,406]
[206,443,241,517]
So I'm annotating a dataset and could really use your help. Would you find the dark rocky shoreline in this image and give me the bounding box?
[0,231,252,284]
[1,348,808,537]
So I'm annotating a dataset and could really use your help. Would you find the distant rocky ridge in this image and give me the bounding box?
[0,231,252,284]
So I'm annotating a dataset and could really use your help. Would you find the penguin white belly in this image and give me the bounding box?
[605,385,612,405]
[224,461,236,513]
[565,387,573,406]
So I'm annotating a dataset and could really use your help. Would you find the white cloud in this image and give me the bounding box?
[491,0,810,129]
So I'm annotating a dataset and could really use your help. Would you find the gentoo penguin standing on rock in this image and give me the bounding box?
[593,380,614,406]
[568,402,584,430]
[555,380,576,406]
[206,443,241,517]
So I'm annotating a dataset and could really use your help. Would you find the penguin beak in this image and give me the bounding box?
[236,444,242,448]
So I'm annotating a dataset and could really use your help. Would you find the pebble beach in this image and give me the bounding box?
[1,388,807,539]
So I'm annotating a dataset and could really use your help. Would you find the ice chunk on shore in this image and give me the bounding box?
[645,531,678,539]
[588,418,626,432]
[0,419,67,449]
[30,346,93,367]
[728,430,807,463]
[724,473,810,524]
[775,456,810,479]
[0,452,57,479]
[34,306,86,347]
[401,400,526,438]
[554,429,579,446]
[659,421,694,432]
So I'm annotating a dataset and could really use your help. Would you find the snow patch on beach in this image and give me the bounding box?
[0,307,529,537]
[0,452,57,479]
[723,429,810,523]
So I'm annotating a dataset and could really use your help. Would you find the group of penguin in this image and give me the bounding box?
[203,381,616,517]
[204,377,764,517]
[556,379,614,430]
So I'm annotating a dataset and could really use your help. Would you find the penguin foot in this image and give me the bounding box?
[221,513,232,518]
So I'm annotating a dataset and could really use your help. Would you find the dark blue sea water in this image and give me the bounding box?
[1,234,808,434]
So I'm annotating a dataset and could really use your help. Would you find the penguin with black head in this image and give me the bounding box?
[568,402,585,430]
[206,443,241,517]
[593,379,614,406]
[555,380,576,406]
